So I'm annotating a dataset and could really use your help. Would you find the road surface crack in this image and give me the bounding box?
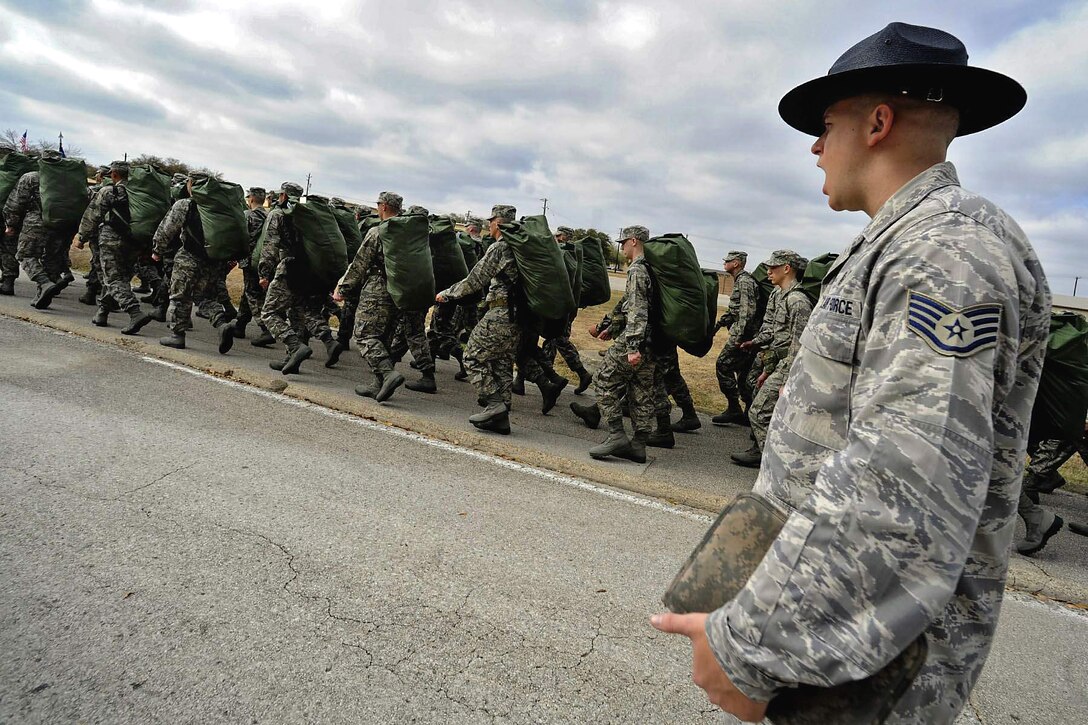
[126,462,196,494]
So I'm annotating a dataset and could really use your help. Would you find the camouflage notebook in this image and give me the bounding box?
[662,493,927,725]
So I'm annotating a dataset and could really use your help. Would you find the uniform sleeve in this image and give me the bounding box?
[749,290,778,349]
[258,209,289,280]
[706,223,1010,700]
[728,275,758,342]
[239,210,266,268]
[442,240,502,301]
[3,174,33,229]
[778,292,813,372]
[152,199,188,258]
[78,186,108,241]
[339,225,380,295]
[624,263,651,353]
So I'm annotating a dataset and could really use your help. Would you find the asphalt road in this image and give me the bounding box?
[2,307,1087,723]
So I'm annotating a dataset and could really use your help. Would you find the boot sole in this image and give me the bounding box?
[121,315,154,335]
[281,346,313,375]
[375,373,405,402]
[1019,515,1064,556]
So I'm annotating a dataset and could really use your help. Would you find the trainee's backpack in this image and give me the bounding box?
[643,233,710,352]
[800,252,839,304]
[429,215,469,291]
[560,241,584,309]
[1030,312,1088,446]
[329,205,364,261]
[577,235,612,308]
[127,165,172,246]
[749,264,777,324]
[503,215,576,320]
[289,200,348,289]
[39,156,89,230]
[457,231,479,271]
[187,177,248,260]
[0,153,37,209]
[380,213,435,311]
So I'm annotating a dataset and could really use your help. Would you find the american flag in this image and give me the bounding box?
[19,130,28,153]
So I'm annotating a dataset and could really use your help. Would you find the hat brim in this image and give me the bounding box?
[779,64,1026,137]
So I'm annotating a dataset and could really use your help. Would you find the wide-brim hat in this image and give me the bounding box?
[779,22,1026,137]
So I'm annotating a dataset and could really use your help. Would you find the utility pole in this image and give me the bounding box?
[540,198,548,216]
[1075,276,1081,296]
[305,173,312,195]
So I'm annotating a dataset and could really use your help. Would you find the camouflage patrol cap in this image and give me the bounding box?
[358,204,376,214]
[280,181,304,198]
[406,205,429,216]
[375,191,403,210]
[109,160,129,173]
[97,165,110,175]
[306,194,329,205]
[488,205,516,223]
[763,249,807,269]
[618,225,650,243]
[329,196,346,206]
[556,226,574,238]
[723,250,747,263]
[246,186,267,198]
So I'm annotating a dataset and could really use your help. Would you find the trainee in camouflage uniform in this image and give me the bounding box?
[712,250,760,425]
[731,251,811,467]
[387,205,436,394]
[0,144,18,295]
[541,225,594,395]
[585,225,655,463]
[152,176,235,355]
[3,150,70,308]
[76,160,155,335]
[75,165,111,305]
[647,342,699,446]
[450,218,486,350]
[437,205,523,434]
[339,191,408,402]
[259,183,342,374]
[232,186,273,345]
[1015,428,1087,555]
[659,25,1049,725]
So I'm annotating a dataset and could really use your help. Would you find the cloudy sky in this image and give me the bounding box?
[2,1,1085,292]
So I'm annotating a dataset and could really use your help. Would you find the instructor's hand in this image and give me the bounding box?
[651,612,768,722]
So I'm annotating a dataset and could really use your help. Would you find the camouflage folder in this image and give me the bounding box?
[662,493,927,725]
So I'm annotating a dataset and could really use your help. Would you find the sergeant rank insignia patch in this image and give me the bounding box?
[906,290,1001,358]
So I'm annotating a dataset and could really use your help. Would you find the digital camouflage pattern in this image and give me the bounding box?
[749,282,812,449]
[1018,434,1088,530]
[595,255,654,432]
[716,269,760,402]
[541,314,583,371]
[166,249,230,333]
[705,162,1051,724]
[341,224,398,374]
[79,182,143,311]
[262,260,331,342]
[653,343,696,418]
[5,171,69,284]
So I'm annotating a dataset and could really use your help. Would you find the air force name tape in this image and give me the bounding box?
[907,290,1001,357]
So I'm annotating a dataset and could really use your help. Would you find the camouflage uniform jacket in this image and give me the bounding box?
[339,224,388,298]
[439,238,519,305]
[258,204,296,281]
[718,269,759,343]
[777,282,813,372]
[747,286,781,351]
[152,198,198,259]
[78,182,130,248]
[239,206,268,269]
[3,171,41,232]
[617,255,652,354]
[706,162,1051,722]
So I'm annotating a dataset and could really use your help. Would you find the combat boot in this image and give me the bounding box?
[589,420,641,462]
[375,369,406,402]
[251,329,276,348]
[150,299,168,322]
[1017,510,1064,556]
[470,401,511,435]
[406,368,437,393]
[730,444,763,468]
[280,335,312,375]
[159,332,185,349]
[56,270,75,291]
[451,347,468,381]
[671,402,702,433]
[0,277,14,296]
[712,396,747,426]
[323,337,345,368]
[78,284,100,305]
[355,373,381,398]
[570,400,601,429]
[512,371,525,396]
[647,415,675,449]
[538,377,568,415]
[121,308,154,335]
[216,323,235,354]
[221,300,238,322]
[231,317,248,339]
[91,306,110,327]
[573,365,594,395]
[31,281,62,310]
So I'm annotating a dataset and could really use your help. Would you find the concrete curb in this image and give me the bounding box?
[5,306,1085,608]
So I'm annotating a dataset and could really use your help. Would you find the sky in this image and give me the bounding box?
[2,0,1085,293]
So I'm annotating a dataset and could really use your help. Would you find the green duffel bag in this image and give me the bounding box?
[577,235,611,308]
[127,165,172,246]
[289,200,348,289]
[503,215,575,320]
[561,241,583,309]
[187,177,248,260]
[801,252,838,304]
[429,215,469,291]
[39,156,89,230]
[643,233,709,350]
[1030,312,1088,446]
[330,205,364,261]
[0,153,38,209]
[751,263,776,321]
[457,232,479,271]
[249,212,275,269]
[380,213,435,311]
[675,271,722,358]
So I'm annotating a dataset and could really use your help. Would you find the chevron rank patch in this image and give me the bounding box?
[906,290,1001,358]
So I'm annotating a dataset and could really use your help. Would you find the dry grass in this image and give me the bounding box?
[1061,455,1088,495]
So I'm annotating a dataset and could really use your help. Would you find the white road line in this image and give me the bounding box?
[141,356,714,524]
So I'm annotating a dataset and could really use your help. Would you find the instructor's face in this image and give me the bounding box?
[811,98,867,212]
